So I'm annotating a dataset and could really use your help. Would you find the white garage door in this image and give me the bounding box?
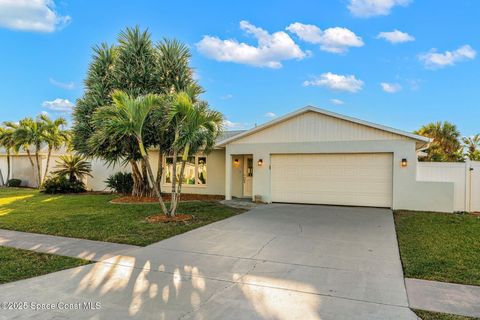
[271,153,393,208]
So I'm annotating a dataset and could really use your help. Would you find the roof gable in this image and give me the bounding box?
[217,106,430,147]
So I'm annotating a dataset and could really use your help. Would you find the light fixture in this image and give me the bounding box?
[233,158,239,167]
[401,158,408,167]
[257,159,263,166]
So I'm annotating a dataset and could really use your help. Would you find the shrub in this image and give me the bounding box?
[7,179,22,187]
[105,172,133,194]
[42,175,86,194]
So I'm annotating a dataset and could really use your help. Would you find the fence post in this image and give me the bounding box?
[465,159,471,212]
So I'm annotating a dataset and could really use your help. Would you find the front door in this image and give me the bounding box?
[243,156,253,197]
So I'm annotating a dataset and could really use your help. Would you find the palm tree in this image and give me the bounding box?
[415,121,462,162]
[462,134,480,161]
[40,114,69,185]
[13,117,46,188]
[90,90,169,215]
[53,155,93,182]
[0,126,15,184]
[167,91,223,215]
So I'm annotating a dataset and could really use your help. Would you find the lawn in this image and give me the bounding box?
[0,188,243,246]
[414,310,479,320]
[0,246,89,284]
[395,211,480,286]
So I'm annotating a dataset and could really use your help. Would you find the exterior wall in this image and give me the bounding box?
[85,159,131,191]
[9,155,39,188]
[417,161,480,212]
[225,140,454,212]
[231,111,409,144]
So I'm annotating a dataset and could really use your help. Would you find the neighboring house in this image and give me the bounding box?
[0,106,456,212]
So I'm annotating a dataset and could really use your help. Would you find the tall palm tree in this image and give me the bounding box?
[53,155,93,182]
[90,90,168,215]
[167,91,223,215]
[415,121,462,162]
[0,126,15,184]
[13,117,46,188]
[462,134,480,161]
[40,114,69,185]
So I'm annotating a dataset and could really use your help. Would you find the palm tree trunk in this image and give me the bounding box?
[170,160,186,216]
[130,160,142,196]
[138,141,168,215]
[6,149,11,181]
[26,149,34,167]
[42,147,52,185]
[34,150,41,189]
[140,159,152,197]
[156,151,163,192]
[170,151,178,215]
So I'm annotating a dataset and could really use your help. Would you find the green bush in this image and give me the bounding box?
[7,179,22,187]
[105,172,133,194]
[42,175,86,194]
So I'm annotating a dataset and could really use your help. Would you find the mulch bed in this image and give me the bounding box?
[111,193,224,204]
[146,214,193,223]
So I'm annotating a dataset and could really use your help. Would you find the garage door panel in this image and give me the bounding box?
[271,154,392,208]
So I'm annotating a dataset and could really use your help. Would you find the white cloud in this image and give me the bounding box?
[42,98,74,112]
[330,98,344,105]
[381,82,402,93]
[377,30,414,44]
[419,45,476,69]
[287,23,364,54]
[0,0,71,32]
[196,21,307,68]
[220,94,233,100]
[49,78,75,90]
[223,119,249,130]
[265,112,277,118]
[348,0,411,18]
[304,72,364,93]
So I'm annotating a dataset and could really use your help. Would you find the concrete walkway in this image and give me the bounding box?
[0,229,139,261]
[406,278,480,318]
[0,204,417,319]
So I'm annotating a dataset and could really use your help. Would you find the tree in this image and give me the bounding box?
[462,134,480,161]
[13,117,46,188]
[72,27,201,197]
[53,155,93,183]
[40,114,69,185]
[90,90,168,215]
[167,91,223,216]
[415,121,463,162]
[0,126,15,183]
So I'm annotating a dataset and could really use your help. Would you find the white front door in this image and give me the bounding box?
[243,156,253,197]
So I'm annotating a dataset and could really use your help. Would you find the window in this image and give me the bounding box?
[164,155,207,186]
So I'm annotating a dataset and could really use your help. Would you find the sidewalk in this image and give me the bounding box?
[406,278,480,318]
[0,229,140,261]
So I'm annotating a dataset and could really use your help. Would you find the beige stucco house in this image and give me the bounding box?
[0,106,455,212]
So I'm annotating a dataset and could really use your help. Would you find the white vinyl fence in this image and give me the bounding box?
[417,160,480,212]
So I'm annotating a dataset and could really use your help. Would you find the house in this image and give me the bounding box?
[0,106,455,212]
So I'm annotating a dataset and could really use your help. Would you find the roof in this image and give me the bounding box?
[216,130,247,144]
[216,106,431,147]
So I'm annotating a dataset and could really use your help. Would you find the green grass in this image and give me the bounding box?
[395,211,480,286]
[0,246,89,284]
[414,309,479,320]
[0,188,244,246]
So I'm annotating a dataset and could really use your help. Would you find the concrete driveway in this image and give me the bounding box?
[0,204,417,319]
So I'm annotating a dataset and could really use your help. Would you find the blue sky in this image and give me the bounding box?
[0,0,479,135]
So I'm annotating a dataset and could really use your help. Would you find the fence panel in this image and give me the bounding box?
[417,161,480,212]
[417,162,468,212]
